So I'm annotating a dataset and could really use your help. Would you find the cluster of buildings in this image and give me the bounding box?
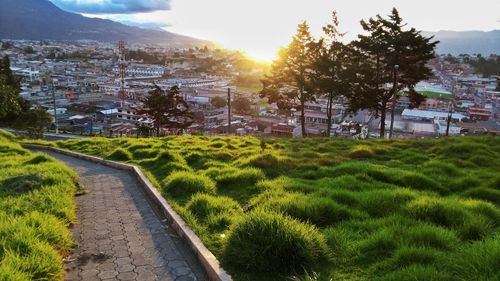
[1,40,499,138]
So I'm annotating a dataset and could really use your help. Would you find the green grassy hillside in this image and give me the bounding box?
[53,136,500,281]
[0,131,77,280]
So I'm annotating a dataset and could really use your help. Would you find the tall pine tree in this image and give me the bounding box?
[310,11,351,136]
[260,22,316,137]
[349,8,437,138]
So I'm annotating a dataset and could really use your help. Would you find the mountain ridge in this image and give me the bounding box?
[423,30,500,55]
[0,0,210,47]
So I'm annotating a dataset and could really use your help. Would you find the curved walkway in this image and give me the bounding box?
[38,150,206,281]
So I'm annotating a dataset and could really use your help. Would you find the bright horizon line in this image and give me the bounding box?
[53,0,500,61]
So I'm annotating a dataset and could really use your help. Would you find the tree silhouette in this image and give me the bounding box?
[310,11,351,136]
[260,22,316,137]
[139,85,194,137]
[349,8,438,138]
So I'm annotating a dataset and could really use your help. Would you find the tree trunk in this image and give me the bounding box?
[326,92,333,137]
[389,100,396,139]
[300,100,306,138]
[380,104,387,139]
[389,68,398,139]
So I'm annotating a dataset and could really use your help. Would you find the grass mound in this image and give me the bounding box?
[162,171,216,198]
[223,210,328,274]
[107,148,132,161]
[254,191,367,227]
[185,194,243,231]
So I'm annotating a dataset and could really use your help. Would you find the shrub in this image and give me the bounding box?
[223,210,328,273]
[106,148,132,161]
[162,171,216,197]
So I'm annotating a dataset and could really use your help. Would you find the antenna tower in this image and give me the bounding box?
[117,40,128,107]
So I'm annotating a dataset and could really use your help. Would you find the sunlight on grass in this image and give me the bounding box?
[52,135,500,281]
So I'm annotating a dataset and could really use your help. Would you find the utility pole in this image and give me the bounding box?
[389,65,399,139]
[51,79,59,134]
[446,100,453,136]
[227,88,231,135]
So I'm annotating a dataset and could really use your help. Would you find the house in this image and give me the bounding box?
[468,107,491,121]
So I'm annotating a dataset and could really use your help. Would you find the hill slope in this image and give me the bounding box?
[0,0,208,47]
[50,135,500,281]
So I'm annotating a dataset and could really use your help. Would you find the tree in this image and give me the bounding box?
[0,56,23,120]
[1,41,13,50]
[136,123,154,138]
[260,22,316,137]
[310,11,351,137]
[349,8,438,138]
[23,46,35,54]
[139,85,194,137]
[14,109,52,139]
[211,96,227,108]
[232,96,252,115]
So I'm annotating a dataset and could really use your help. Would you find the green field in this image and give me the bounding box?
[0,131,78,280]
[416,90,455,100]
[47,135,500,281]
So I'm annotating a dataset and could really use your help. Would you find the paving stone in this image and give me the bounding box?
[38,150,203,281]
[116,271,137,281]
[116,264,135,273]
[98,270,118,279]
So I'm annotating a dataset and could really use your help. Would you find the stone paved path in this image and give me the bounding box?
[38,150,206,281]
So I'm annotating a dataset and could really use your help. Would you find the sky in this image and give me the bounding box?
[50,0,500,61]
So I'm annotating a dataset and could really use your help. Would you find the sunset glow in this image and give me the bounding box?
[53,0,500,61]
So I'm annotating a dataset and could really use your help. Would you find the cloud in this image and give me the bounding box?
[50,0,171,14]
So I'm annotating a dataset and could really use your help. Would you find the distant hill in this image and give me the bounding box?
[424,30,500,55]
[0,0,210,47]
